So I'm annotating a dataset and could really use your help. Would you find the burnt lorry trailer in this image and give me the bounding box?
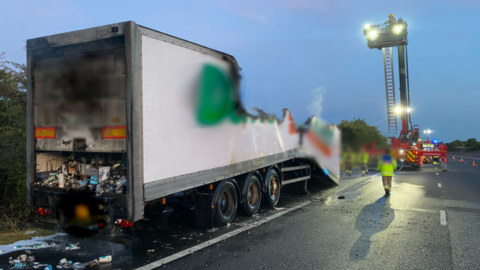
[26,21,341,243]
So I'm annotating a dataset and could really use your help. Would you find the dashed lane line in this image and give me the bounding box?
[440,210,447,226]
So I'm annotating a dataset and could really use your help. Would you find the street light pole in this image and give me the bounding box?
[424,129,432,142]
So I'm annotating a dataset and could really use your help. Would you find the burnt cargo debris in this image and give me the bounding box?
[34,153,127,195]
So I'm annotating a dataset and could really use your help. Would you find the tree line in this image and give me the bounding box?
[445,138,480,151]
[0,52,28,218]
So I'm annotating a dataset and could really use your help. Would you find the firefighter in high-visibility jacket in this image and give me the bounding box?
[433,152,440,165]
[377,149,397,195]
[342,148,355,176]
[358,149,370,176]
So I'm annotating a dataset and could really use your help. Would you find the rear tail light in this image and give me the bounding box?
[35,127,56,139]
[37,207,51,215]
[102,126,126,139]
[115,219,133,228]
[98,220,106,229]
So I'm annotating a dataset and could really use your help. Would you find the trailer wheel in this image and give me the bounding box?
[242,174,262,216]
[213,181,238,225]
[264,169,281,207]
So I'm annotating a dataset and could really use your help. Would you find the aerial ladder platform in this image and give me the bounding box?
[362,16,448,171]
[382,47,397,134]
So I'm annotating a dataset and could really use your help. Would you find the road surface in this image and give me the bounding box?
[2,155,480,269]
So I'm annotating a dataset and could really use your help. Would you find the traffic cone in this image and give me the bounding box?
[473,161,476,167]
[461,158,464,162]
[453,156,455,160]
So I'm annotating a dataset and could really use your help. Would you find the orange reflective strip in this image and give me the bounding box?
[288,114,296,134]
[102,126,126,139]
[35,127,56,139]
[306,131,331,157]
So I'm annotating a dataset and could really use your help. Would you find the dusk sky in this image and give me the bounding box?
[2,0,479,143]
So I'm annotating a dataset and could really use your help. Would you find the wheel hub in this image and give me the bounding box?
[269,176,278,199]
[247,183,259,209]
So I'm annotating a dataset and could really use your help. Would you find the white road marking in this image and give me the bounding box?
[438,183,442,188]
[135,201,312,269]
[440,210,447,226]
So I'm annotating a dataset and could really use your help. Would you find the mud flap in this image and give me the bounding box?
[194,195,214,229]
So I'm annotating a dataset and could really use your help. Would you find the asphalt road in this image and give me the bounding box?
[2,155,480,270]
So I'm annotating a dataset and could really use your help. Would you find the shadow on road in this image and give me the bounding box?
[349,195,395,261]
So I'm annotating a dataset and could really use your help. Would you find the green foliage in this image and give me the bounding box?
[337,118,386,150]
[0,52,29,216]
[446,138,480,151]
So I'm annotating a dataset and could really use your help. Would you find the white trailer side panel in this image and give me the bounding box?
[141,34,340,198]
[141,35,301,184]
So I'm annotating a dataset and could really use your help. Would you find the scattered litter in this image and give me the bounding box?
[0,250,3,253]
[226,223,231,228]
[338,196,345,199]
[67,259,99,269]
[206,228,218,233]
[27,256,35,262]
[165,246,174,250]
[66,243,80,250]
[274,207,286,210]
[98,256,112,264]
[14,262,26,269]
[14,242,57,250]
[25,230,37,235]
[44,266,53,270]
[147,249,155,253]
[57,258,74,269]
[436,173,439,175]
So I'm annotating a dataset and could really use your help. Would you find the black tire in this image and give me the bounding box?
[242,174,262,216]
[213,181,238,226]
[263,168,281,207]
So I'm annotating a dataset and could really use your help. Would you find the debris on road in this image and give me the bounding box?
[57,258,73,269]
[147,249,155,253]
[14,242,57,250]
[32,263,49,269]
[25,230,37,235]
[98,256,112,264]
[338,196,345,199]
[70,259,99,269]
[65,243,80,250]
